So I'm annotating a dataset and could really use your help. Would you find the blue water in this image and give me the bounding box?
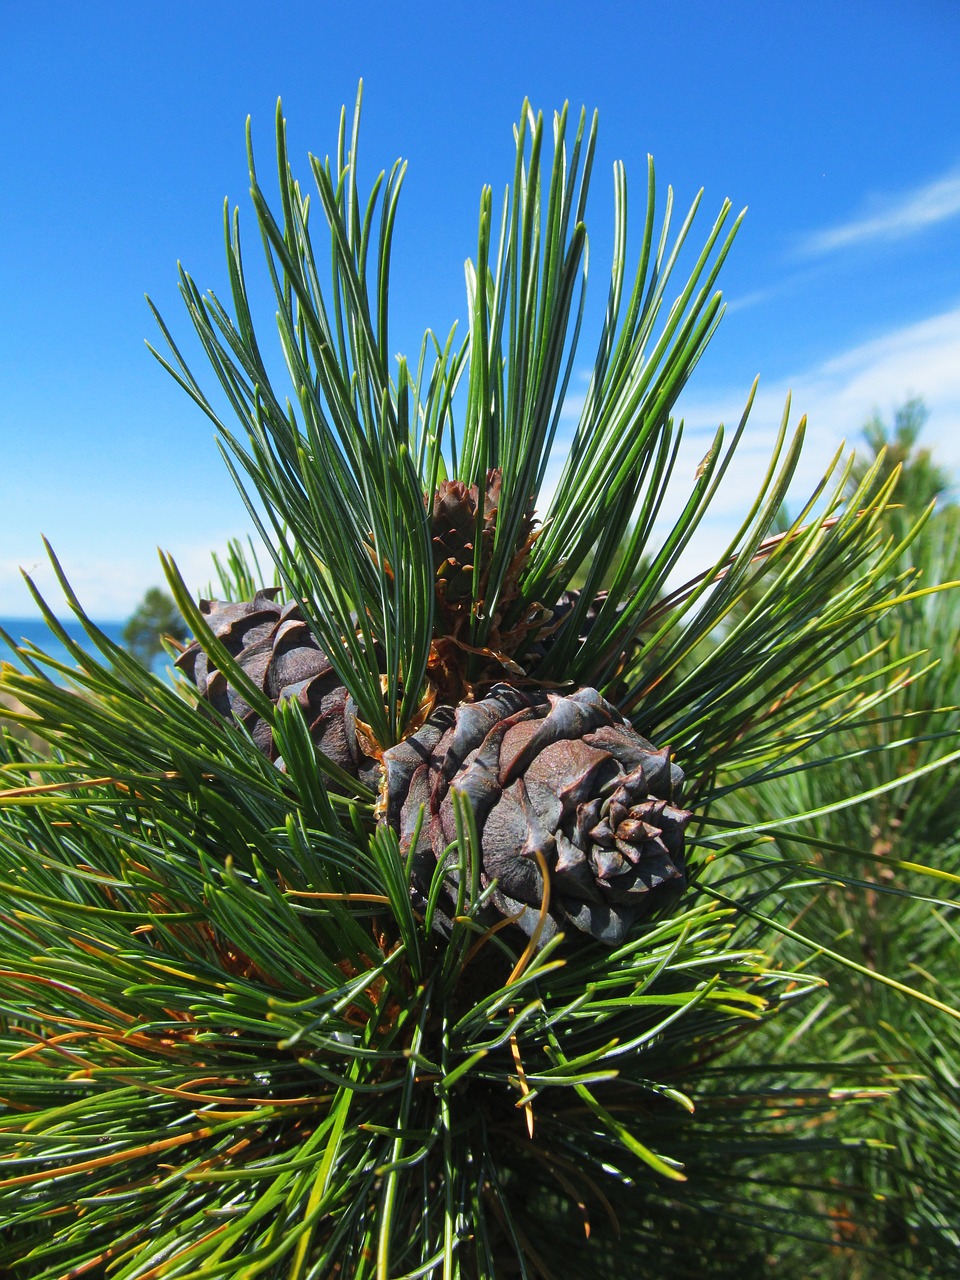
[0,616,173,680]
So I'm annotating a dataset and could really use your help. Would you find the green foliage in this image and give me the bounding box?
[0,654,895,1277]
[714,402,960,1275]
[1,95,958,1278]
[121,585,188,669]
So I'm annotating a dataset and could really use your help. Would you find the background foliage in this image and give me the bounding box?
[121,586,188,670]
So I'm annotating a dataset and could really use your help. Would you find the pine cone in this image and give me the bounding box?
[382,685,691,945]
[430,479,482,607]
[429,468,536,644]
[175,590,379,786]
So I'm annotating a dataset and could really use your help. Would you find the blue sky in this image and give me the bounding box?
[2,0,959,617]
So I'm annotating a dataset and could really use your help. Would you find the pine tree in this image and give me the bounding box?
[847,396,952,512]
[1,91,957,1278]
[122,586,188,670]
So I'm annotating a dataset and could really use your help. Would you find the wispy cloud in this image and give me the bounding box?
[799,169,960,256]
[0,533,260,620]
[661,304,960,582]
[529,305,960,594]
[724,285,778,313]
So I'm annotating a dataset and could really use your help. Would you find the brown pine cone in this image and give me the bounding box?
[382,684,691,946]
[176,590,379,786]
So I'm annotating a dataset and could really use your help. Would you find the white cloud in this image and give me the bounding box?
[0,533,263,620]
[660,304,960,582]
[529,305,960,591]
[725,285,779,313]
[799,169,960,256]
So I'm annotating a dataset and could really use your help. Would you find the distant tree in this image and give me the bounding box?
[848,397,952,514]
[122,587,188,669]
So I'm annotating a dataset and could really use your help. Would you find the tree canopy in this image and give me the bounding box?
[849,396,952,514]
